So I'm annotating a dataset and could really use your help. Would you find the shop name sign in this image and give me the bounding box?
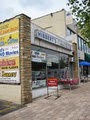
[35,29,72,50]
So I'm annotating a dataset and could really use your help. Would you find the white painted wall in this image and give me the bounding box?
[32,10,66,38]
[0,84,21,104]
[32,85,62,98]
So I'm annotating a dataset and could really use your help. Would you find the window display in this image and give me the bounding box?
[59,54,69,79]
[31,45,70,89]
[32,70,46,88]
[47,54,59,79]
[32,50,46,89]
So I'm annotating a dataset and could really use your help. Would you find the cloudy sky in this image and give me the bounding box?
[0,0,70,22]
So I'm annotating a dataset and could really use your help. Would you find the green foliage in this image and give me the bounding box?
[67,0,90,47]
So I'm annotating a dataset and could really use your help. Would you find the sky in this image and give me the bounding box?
[0,0,70,22]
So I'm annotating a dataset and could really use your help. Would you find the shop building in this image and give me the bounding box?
[0,13,79,104]
[0,14,32,105]
[31,23,75,98]
[32,9,90,79]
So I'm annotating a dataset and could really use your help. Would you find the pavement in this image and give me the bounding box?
[0,82,90,120]
[0,100,24,117]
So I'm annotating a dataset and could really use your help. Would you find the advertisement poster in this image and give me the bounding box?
[32,50,46,62]
[0,18,20,83]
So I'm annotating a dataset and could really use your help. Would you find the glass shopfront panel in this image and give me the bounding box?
[59,54,69,79]
[32,50,46,89]
[31,45,70,89]
[47,54,59,79]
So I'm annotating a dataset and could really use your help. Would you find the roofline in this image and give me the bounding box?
[32,9,66,21]
[0,13,31,25]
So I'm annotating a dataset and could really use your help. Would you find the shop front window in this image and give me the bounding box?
[59,54,69,79]
[32,50,46,89]
[31,45,70,89]
[47,54,59,79]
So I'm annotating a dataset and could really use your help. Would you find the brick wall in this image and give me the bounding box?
[73,43,79,78]
[19,14,32,104]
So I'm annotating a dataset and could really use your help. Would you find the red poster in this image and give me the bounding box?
[47,77,58,87]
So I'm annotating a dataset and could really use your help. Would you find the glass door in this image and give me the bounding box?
[47,54,59,79]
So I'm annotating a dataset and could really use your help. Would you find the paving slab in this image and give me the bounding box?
[0,100,24,116]
[0,82,90,120]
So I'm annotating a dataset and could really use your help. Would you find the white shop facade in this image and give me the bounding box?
[31,23,74,97]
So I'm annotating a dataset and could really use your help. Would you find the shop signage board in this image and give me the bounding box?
[47,77,58,87]
[35,29,72,50]
[46,77,60,99]
[0,18,20,83]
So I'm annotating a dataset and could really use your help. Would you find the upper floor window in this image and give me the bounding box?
[77,35,90,53]
[66,28,75,36]
[77,36,81,50]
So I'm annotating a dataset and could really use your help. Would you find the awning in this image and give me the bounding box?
[79,61,90,66]
[85,53,90,62]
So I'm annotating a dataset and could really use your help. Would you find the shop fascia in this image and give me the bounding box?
[34,29,73,51]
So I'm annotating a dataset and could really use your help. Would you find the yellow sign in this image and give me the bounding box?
[2,71,17,77]
[0,56,19,70]
[0,18,19,36]
[0,32,19,46]
[0,18,20,83]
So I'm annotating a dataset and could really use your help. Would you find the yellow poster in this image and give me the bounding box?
[0,18,19,36]
[0,56,19,70]
[0,32,19,46]
[0,18,20,83]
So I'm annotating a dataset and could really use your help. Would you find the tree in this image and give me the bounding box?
[67,0,90,47]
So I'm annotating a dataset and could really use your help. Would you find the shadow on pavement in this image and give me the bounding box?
[0,100,25,116]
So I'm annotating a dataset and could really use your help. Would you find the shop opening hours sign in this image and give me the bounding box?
[47,77,58,87]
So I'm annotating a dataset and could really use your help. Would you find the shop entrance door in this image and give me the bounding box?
[46,54,59,97]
